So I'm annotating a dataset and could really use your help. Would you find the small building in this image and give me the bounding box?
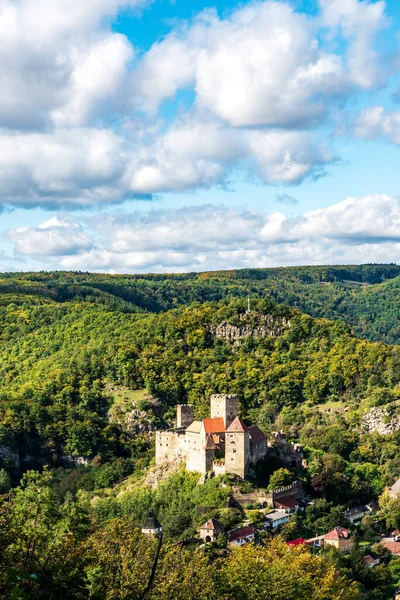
[344,506,367,524]
[364,555,380,569]
[264,511,291,530]
[199,518,225,543]
[142,512,162,535]
[379,541,400,556]
[274,496,300,513]
[394,585,400,600]
[228,526,257,547]
[306,535,324,548]
[323,527,353,554]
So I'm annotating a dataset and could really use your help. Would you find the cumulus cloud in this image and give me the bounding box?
[0,128,130,208]
[0,0,145,131]
[0,0,392,208]
[133,0,386,127]
[319,0,386,89]
[355,106,400,144]
[7,217,92,256]
[7,195,400,272]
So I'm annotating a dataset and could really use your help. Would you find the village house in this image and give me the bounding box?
[228,526,257,546]
[379,541,400,556]
[156,394,268,478]
[274,496,300,513]
[264,510,291,529]
[344,506,368,524]
[199,518,225,543]
[364,555,380,569]
[323,527,353,554]
[305,535,325,549]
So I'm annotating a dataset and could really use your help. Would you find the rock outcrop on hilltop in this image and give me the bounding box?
[209,314,290,344]
[361,402,400,435]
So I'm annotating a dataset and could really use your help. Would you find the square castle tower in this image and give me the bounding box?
[155,394,268,479]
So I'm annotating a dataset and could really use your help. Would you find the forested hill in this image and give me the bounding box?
[0,293,399,476]
[1,262,400,343]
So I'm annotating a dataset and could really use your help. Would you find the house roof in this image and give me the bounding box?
[142,512,161,530]
[202,417,225,434]
[324,527,351,541]
[364,555,377,565]
[390,479,400,495]
[344,506,366,518]
[228,526,256,542]
[287,538,306,547]
[265,511,290,522]
[186,420,202,433]
[226,417,248,433]
[379,541,400,555]
[275,496,299,510]
[200,518,224,531]
[248,425,267,443]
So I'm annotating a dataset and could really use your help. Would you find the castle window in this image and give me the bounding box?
[233,449,236,453]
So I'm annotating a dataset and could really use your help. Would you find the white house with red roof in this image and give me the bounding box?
[228,526,257,546]
[156,394,268,478]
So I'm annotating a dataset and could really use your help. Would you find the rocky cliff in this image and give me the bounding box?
[209,313,290,344]
[361,402,400,435]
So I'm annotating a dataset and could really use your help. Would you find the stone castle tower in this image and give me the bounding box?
[210,394,238,429]
[177,404,194,428]
[225,417,250,479]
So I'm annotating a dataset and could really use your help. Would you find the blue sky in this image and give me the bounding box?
[1,0,400,272]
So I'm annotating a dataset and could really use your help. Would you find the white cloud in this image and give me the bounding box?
[0,0,144,130]
[133,0,386,127]
[0,128,129,208]
[0,0,392,208]
[355,106,400,144]
[319,0,387,89]
[7,217,92,256]
[7,195,400,272]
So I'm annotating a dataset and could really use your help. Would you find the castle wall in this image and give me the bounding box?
[250,439,268,464]
[272,480,304,502]
[225,430,250,478]
[210,394,238,429]
[177,404,194,428]
[155,430,186,465]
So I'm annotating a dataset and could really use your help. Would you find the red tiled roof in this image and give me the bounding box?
[379,541,400,555]
[287,538,306,547]
[226,417,248,433]
[275,496,299,510]
[248,425,267,443]
[228,526,256,542]
[200,518,224,531]
[363,555,376,564]
[324,527,351,541]
[202,417,225,434]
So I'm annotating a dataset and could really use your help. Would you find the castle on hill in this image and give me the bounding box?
[155,394,268,478]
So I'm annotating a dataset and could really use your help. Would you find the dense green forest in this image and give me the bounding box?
[1,264,400,598]
[2,263,400,343]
